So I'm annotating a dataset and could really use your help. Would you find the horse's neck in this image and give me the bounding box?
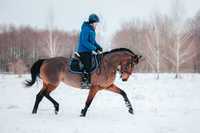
[103,52,122,69]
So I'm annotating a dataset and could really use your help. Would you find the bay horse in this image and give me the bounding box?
[25,48,142,117]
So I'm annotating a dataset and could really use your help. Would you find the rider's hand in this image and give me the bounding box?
[96,47,103,52]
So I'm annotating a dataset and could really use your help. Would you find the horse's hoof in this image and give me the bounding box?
[54,111,58,115]
[54,104,59,115]
[80,109,86,117]
[129,108,134,114]
[80,111,86,117]
[80,114,86,117]
[32,110,37,114]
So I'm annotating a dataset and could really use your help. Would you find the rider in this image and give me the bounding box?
[76,13,103,88]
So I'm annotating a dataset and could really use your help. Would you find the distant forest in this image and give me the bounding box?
[0,6,200,74]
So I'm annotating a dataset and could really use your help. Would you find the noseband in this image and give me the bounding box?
[119,57,135,76]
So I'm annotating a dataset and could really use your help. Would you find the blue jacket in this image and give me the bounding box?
[77,22,101,52]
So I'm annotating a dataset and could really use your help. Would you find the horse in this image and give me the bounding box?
[25,48,142,117]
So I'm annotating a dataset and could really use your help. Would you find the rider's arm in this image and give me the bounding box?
[89,31,102,50]
[81,30,97,51]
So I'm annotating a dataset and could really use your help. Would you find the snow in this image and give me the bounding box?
[0,74,200,133]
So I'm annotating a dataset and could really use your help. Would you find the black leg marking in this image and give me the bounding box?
[32,90,45,114]
[120,90,134,114]
[80,102,90,117]
[44,92,59,115]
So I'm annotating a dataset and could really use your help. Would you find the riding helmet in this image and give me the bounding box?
[88,14,100,23]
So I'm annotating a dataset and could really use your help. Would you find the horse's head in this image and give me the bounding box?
[103,48,143,81]
[119,51,143,81]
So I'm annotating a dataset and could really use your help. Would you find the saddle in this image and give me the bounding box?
[69,54,101,74]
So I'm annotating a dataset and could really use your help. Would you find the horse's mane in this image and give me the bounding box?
[103,48,136,56]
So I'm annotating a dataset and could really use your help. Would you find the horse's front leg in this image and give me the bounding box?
[106,84,134,114]
[80,86,99,117]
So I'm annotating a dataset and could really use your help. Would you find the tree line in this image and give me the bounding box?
[0,3,200,74]
[0,25,78,74]
[112,10,200,76]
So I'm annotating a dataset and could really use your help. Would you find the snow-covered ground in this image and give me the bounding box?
[0,74,200,133]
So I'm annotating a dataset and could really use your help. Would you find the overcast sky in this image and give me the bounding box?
[0,0,200,39]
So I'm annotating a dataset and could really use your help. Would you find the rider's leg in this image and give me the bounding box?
[79,52,92,88]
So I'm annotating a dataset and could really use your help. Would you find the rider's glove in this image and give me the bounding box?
[96,47,103,52]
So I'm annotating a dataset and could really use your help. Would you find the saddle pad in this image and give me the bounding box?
[69,55,100,74]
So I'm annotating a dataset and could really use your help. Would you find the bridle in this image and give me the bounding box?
[119,56,137,76]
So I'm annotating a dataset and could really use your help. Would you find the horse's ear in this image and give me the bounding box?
[138,55,145,61]
[138,55,142,59]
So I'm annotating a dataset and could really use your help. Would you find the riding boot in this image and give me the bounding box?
[86,72,91,87]
[81,70,91,89]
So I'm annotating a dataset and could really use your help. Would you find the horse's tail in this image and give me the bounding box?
[25,59,46,87]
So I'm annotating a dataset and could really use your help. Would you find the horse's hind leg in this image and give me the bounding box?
[44,92,59,114]
[106,84,134,114]
[32,89,46,114]
[44,84,59,115]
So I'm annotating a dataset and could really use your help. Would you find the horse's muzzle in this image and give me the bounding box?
[122,79,128,82]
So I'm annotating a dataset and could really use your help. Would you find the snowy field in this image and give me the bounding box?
[0,74,200,133]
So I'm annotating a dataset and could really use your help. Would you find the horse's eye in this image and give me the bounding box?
[125,64,129,70]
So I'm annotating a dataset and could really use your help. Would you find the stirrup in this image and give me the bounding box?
[81,82,91,89]
[81,70,91,89]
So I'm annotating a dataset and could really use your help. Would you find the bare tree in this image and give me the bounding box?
[170,0,186,78]
[0,24,78,73]
[112,20,156,72]
[14,59,27,77]
[191,11,200,72]
[150,13,163,79]
[40,7,63,57]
